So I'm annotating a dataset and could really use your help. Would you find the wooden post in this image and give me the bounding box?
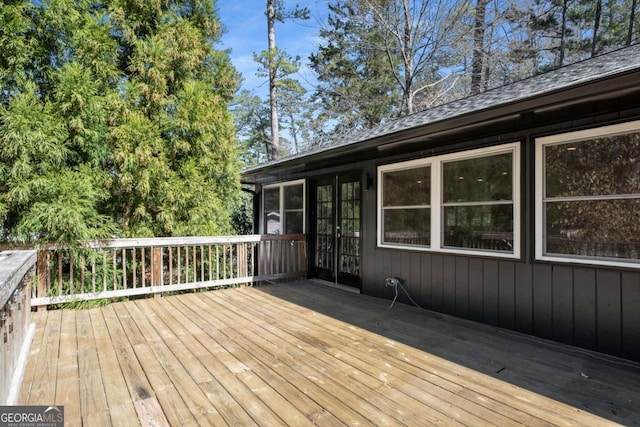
[36,251,49,312]
[152,247,162,298]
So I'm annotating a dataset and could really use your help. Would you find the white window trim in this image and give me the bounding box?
[535,120,640,269]
[261,179,306,235]
[378,142,521,259]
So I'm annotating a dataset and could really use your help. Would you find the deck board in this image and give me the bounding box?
[238,288,569,425]
[19,280,640,426]
[88,307,139,427]
[76,309,111,426]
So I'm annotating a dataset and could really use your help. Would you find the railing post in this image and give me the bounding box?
[36,251,49,312]
[152,247,162,298]
[238,244,246,280]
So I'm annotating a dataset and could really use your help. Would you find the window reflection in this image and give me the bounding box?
[381,166,431,246]
[443,205,513,251]
[542,129,640,261]
[545,132,640,198]
[263,187,281,235]
[263,182,304,235]
[383,167,431,206]
[443,153,512,202]
[546,200,640,259]
[442,152,514,252]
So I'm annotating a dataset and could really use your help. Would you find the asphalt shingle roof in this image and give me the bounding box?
[244,43,640,174]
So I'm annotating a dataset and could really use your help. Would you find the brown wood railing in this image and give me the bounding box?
[34,234,307,308]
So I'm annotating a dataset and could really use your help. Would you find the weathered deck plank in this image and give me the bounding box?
[88,306,139,427]
[236,287,574,426]
[19,280,640,426]
[75,309,111,426]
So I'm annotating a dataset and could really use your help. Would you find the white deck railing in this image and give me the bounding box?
[33,234,307,308]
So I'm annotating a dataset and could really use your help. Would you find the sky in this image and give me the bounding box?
[216,0,329,98]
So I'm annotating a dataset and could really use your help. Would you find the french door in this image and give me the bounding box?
[312,173,362,289]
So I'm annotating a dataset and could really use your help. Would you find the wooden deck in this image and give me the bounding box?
[19,280,640,426]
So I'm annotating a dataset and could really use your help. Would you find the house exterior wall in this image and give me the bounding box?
[356,108,640,362]
[252,96,640,362]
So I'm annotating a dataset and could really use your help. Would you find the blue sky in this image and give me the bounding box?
[216,0,329,97]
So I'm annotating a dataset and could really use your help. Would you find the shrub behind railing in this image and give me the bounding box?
[34,234,307,308]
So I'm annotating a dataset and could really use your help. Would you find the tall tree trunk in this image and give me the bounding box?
[288,111,300,154]
[267,0,279,160]
[402,0,414,114]
[471,0,489,95]
[591,0,602,56]
[558,0,568,67]
[628,0,637,46]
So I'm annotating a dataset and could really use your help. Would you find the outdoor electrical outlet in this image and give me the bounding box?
[386,277,401,287]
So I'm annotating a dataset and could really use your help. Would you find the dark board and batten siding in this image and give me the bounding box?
[365,251,640,361]
[354,104,640,363]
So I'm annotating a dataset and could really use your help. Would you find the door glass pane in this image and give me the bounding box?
[315,184,333,270]
[340,181,360,276]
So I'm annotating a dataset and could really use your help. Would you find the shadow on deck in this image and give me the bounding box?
[20,280,640,426]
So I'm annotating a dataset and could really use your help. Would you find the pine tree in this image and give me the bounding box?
[310,1,398,135]
[255,0,309,161]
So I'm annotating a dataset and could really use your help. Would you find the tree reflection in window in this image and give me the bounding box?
[442,153,514,251]
[544,131,640,260]
[381,166,431,246]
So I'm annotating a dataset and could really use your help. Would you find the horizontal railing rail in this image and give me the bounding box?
[34,234,307,308]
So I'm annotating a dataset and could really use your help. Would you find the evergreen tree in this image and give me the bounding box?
[0,0,240,244]
[231,89,272,164]
[255,0,309,161]
[310,1,398,135]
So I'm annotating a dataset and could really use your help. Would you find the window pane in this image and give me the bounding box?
[263,187,280,234]
[284,184,304,209]
[443,205,513,251]
[264,187,280,211]
[545,132,640,198]
[383,208,430,246]
[546,199,640,259]
[383,167,430,206]
[443,153,512,203]
[284,211,304,234]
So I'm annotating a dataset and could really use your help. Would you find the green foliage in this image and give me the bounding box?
[231,89,272,164]
[230,192,254,235]
[310,1,399,133]
[0,0,242,245]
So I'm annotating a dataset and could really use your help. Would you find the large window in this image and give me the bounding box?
[262,180,305,234]
[380,163,431,246]
[378,143,520,258]
[442,152,514,252]
[536,121,640,267]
